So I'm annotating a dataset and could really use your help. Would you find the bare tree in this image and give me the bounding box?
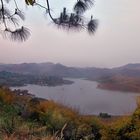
[0,0,98,41]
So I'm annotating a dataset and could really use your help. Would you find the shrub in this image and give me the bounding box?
[0,104,21,136]
[99,113,111,118]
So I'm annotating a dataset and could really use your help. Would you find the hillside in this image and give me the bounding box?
[97,75,140,93]
[1,86,140,139]
[0,71,73,87]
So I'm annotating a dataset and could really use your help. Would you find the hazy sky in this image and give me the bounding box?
[0,0,140,68]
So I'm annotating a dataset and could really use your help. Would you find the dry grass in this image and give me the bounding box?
[136,96,140,108]
[2,123,67,140]
[3,135,61,140]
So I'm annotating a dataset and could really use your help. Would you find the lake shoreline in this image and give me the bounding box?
[11,78,139,116]
[86,78,140,94]
[12,88,122,118]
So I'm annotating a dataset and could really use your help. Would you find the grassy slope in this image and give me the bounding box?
[0,87,140,140]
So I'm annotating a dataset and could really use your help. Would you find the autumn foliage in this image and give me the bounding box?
[0,86,140,140]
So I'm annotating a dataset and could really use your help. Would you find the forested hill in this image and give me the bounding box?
[0,71,73,87]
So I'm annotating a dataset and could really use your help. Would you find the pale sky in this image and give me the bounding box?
[0,0,140,68]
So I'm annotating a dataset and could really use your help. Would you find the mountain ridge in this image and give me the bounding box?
[0,62,140,79]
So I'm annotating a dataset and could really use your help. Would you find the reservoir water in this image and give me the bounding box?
[12,78,140,115]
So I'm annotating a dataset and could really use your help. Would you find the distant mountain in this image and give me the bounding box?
[113,63,140,70]
[112,63,140,77]
[0,63,112,79]
[0,63,140,79]
[1,63,140,93]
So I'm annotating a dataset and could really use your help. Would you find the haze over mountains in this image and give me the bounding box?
[0,63,140,79]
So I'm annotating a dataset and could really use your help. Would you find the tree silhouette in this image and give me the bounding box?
[0,0,98,41]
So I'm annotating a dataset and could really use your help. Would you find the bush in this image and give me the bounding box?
[99,113,111,118]
[0,104,21,136]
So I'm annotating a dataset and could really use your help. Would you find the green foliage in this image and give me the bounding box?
[0,104,21,136]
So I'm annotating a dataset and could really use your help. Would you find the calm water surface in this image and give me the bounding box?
[12,78,140,115]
